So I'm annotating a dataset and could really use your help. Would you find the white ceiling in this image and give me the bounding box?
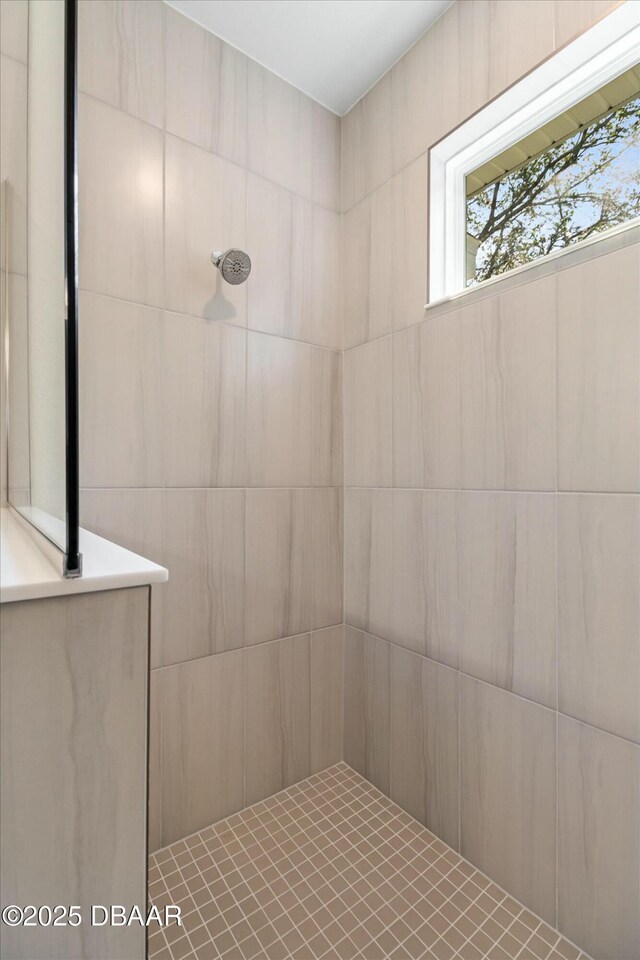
[166,0,452,116]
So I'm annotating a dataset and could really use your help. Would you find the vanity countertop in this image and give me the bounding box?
[0,507,168,604]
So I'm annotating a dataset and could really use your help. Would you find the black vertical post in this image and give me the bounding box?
[63,0,81,576]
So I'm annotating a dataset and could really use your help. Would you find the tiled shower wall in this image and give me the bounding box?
[74,0,344,851]
[340,2,640,959]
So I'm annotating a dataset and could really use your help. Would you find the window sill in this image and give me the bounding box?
[425,217,640,315]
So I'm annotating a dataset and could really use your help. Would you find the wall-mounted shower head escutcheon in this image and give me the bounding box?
[211,248,252,284]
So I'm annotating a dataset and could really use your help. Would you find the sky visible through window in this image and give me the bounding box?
[466,93,640,285]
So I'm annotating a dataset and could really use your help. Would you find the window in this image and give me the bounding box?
[428,1,640,303]
[466,68,640,286]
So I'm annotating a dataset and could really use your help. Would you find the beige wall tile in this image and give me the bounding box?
[393,314,461,489]
[165,6,247,164]
[554,0,617,48]
[312,487,343,630]
[165,134,247,326]
[246,173,310,340]
[342,197,375,348]
[558,717,640,959]
[311,626,344,773]
[459,492,557,708]
[344,488,393,641]
[245,488,314,646]
[341,99,365,214]
[344,337,392,487]
[245,635,311,805]
[246,332,313,486]
[370,155,428,335]
[343,627,390,796]
[559,494,640,743]
[247,60,312,199]
[0,0,28,62]
[341,72,392,212]
[390,646,459,849]
[161,650,244,845]
[78,0,164,128]
[391,490,459,668]
[163,313,246,488]
[312,102,341,213]
[460,276,556,491]
[460,676,557,924]
[79,292,164,487]
[312,348,343,486]
[557,245,640,492]
[5,274,29,496]
[390,31,430,175]
[80,488,165,668]
[0,589,148,960]
[486,1,555,100]
[310,205,343,349]
[78,95,163,305]
[1,54,28,275]
[163,489,245,665]
[148,669,162,852]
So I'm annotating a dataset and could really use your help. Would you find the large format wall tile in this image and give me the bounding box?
[460,677,557,925]
[247,176,342,348]
[165,134,247,326]
[393,313,461,489]
[558,717,640,960]
[161,650,244,846]
[557,246,640,492]
[553,0,617,48]
[390,646,459,848]
[311,626,344,773]
[163,313,246,488]
[246,174,312,340]
[312,488,343,630]
[246,332,313,486]
[165,6,247,165]
[342,197,375,348]
[370,155,428,335]
[0,0,28,62]
[247,60,312,200]
[341,72,392,212]
[459,492,557,708]
[78,95,163,305]
[344,488,393,641]
[344,337,392,487]
[245,635,311,805]
[343,627,390,796]
[80,488,165,668]
[163,490,245,665]
[78,0,164,128]
[558,494,640,743]
[0,589,149,960]
[311,102,341,213]
[79,292,164,487]
[312,348,343,487]
[460,276,556,491]
[245,489,314,646]
[390,490,458,668]
[0,53,27,276]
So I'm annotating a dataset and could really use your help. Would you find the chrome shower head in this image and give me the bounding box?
[211,248,252,285]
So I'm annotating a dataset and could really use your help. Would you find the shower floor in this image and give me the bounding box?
[147,763,587,960]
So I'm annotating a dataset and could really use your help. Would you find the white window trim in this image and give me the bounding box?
[428,0,640,304]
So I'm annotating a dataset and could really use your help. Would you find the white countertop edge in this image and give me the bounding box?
[1,506,168,604]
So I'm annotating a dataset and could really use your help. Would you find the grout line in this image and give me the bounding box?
[342,622,640,749]
[150,764,590,960]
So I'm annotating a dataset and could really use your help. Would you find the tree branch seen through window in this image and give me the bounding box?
[466,95,640,284]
